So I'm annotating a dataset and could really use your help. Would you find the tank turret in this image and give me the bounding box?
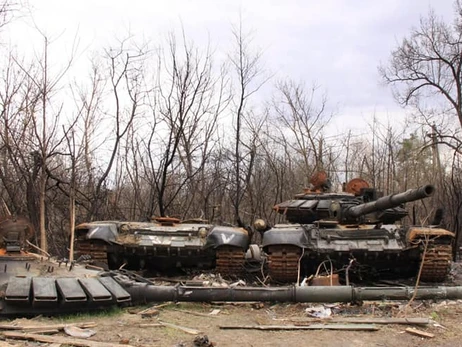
[262,175,455,284]
[274,183,434,225]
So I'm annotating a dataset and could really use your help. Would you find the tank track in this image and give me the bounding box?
[267,245,302,283]
[420,243,452,282]
[215,246,245,276]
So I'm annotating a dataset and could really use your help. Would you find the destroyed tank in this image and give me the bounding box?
[257,173,455,283]
[74,217,250,275]
[0,215,35,255]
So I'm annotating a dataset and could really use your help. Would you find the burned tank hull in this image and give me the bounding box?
[74,218,250,275]
[262,223,453,283]
[260,177,455,284]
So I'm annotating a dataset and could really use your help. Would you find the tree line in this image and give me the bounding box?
[1,2,462,257]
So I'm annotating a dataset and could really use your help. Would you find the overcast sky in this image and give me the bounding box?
[7,0,457,135]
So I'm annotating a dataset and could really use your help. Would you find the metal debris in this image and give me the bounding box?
[193,335,215,347]
[305,305,332,318]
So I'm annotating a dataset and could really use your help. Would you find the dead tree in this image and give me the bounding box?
[380,2,462,153]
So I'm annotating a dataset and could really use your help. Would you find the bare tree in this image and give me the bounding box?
[138,33,229,219]
[85,38,146,220]
[272,80,332,186]
[0,51,32,215]
[0,0,20,30]
[380,2,462,153]
[4,30,77,253]
[228,20,269,227]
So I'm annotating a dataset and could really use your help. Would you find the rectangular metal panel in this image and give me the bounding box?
[32,277,57,305]
[5,276,31,304]
[98,276,131,303]
[56,278,87,303]
[78,277,112,302]
[316,199,331,210]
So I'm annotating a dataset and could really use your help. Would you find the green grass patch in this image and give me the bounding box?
[58,306,123,322]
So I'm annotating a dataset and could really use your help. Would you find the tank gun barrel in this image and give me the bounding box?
[347,185,435,218]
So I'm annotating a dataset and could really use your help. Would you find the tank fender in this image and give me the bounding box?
[204,226,249,249]
[76,223,119,243]
[407,226,455,242]
[261,225,309,250]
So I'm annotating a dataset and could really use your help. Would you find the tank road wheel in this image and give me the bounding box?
[215,246,246,276]
[420,244,452,282]
[267,245,302,283]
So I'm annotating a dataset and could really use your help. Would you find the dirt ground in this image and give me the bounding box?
[2,298,462,347]
[2,262,462,346]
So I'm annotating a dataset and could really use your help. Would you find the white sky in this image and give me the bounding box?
[5,0,456,136]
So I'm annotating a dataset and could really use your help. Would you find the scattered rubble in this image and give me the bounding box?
[193,335,215,347]
[305,305,332,318]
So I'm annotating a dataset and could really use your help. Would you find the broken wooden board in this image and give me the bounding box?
[137,307,160,318]
[405,327,435,338]
[219,324,379,331]
[0,322,96,331]
[2,331,135,347]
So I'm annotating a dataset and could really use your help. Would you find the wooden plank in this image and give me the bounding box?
[332,317,429,325]
[0,322,96,331]
[2,331,136,347]
[139,323,164,328]
[275,317,430,325]
[20,329,60,335]
[219,324,379,331]
[405,327,435,338]
[172,308,218,318]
